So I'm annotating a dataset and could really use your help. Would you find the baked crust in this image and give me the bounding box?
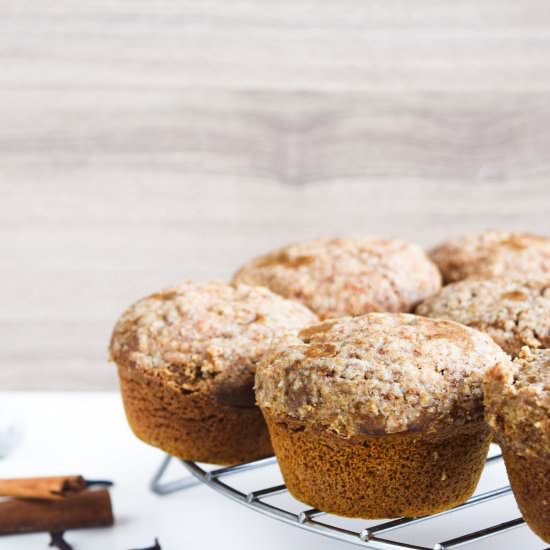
[109,281,317,463]
[264,413,490,518]
[484,347,550,543]
[110,281,317,403]
[429,230,550,284]
[484,347,550,460]
[256,313,510,436]
[118,363,272,465]
[500,448,550,543]
[232,236,441,319]
[417,278,550,357]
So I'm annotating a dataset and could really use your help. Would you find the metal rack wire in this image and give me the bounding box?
[149,450,545,550]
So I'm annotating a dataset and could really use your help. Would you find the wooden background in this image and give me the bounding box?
[2,1,550,390]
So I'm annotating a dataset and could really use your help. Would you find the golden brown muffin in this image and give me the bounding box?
[429,230,550,284]
[484,347,550,543]
[232,236,441,320]
[110,281,318,465]
[417,278,550,357]
[256,313,511,518]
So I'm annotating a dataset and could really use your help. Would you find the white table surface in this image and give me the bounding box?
[0,392,545,550]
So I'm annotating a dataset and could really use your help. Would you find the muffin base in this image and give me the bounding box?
[502,446,550,543]
[264,414,490,518]
[118,364,273,465]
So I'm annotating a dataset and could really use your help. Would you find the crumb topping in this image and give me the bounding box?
[484,347,550,459]
[416,278,550,357]
[232,236,441,320]
[429,230,550,284]
[256,313,510,437]
[109,281,318,394]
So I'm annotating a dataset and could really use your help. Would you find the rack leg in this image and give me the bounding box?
[150,454,201,495]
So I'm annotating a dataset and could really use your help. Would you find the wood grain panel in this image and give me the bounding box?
[2,93,550,390]
[3,91,550,182]
[2,2,550,389]
[2,1,550,91]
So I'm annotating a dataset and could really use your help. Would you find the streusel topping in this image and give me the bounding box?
[484,347,550,459]
[110,281,318,393]
[232,236,441,320]
[429,230,550,284]
[417,278,550,357]
[256,313,510,437]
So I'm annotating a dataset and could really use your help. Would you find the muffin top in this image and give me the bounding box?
[232,236,441,320]
[256,313,510,437]
[110,281,318,406]
[416,278,550,357]
[484,347,550,459]
[429,230,550,284]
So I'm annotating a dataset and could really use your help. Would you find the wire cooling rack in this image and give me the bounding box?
[149,450,543,550]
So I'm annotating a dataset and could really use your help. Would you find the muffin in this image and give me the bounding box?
[429,230,550,284]
[256,313,511,518]
[484,347,550,542]
[109,281,318,465]
[416,278,550,357]
[232,236,441,320]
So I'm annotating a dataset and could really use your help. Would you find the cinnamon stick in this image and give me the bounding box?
[0,489,114,535]
[0,476,87,500]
